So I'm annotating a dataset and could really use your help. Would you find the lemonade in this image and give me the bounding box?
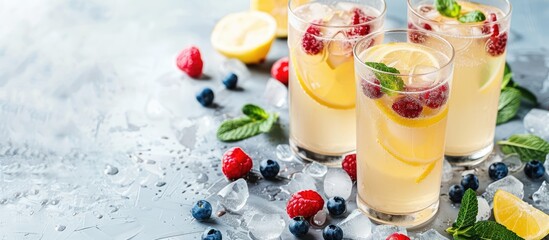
[288,0,386,165]
[354,30,454,227]
[408,0,511,165]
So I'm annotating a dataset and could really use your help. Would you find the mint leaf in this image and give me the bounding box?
[258,112,278,132]
[456,189,478,228]
[458,10,486,23]
[365,62,404,95]
[501,72,512,89]
[217,105,279,142]
[497,134,549,162]
[515,85,538,105]
[473,221,524,240]
[242,104,269,120]
[496,87,521,125]
[435,0,462,17]
[447,225,475,239]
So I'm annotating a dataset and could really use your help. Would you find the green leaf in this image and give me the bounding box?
[242,104,269,120]
[515,85,538,105]
[447,225,475,239]
[473,221,524,240]
[504,62,512,76]
[455,189,478,228]
[365,62,404,95]
[501,73,512,89]
[435,0,462,17]
[458,10,486,23]
[497,134,549,162]
[258,112,278,133]
[496,87,521,125]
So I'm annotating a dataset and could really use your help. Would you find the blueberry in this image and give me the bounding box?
[201,228,222,240]
[488,162,508,180]
[524,160,545,179]
[196,88,214,106]
[191,200,212,221]
[460,174,479,191]
[259,159,280,179]
[327,196,346,216]
[322,225,343,240]
[289,216,310,237]
[449,184,465,203]
[222,73,238,89]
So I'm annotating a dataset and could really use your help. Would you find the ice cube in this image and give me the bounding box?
[276,144,294,162]
[217,179,249,212]
[532,181,549,211]
[283,173,317,193]
[442,159,453,182]
[545,156,549,178]
[247,214,285,240]
[524,109,549,141]
[482,175,524,204]
[476,196,491,221]
[371,225,407,240]
[323,169,353,200]
[419,229,449,240]
[502,154,523,172]
[337,209,373,239]
[304,162,328,178]
[263,78,288,108]
[220,58,250,82]
[311,209,327,227]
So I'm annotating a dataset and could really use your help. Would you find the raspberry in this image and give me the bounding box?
[486,32,507,56]
[347,8,375,37]
[221,147,253,180]
[271,57,289,86]
[386,233,411,240]
[176,46,203,78]
[408,23,426,44]
[302,25,324,55]
[286,190,324,219]
[361,78,383,99]
[419,83,449,109]
[342,153,357,182]
[422,23,433,31]
[392,96,423,118]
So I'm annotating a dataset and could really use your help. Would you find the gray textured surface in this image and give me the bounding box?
[0,0,548,239]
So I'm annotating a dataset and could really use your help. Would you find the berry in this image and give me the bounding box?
[488,162,508,180]
[408,23,426,44]
[524,160,545,179]
[361,78,383,99]
[419,83,449,109]
[392,96,423,118]
[271,57,289,85]
[327,196,346,216]
[286,190,324,218]
[461,174,480,191]
[386,233,411,240]
[202,228,222,240]
[341,153,357,182]
[191,200,212,221]
[449,184,465,203]
[422,23,433,31]
[302,25,324,55]
[322,225,343,240]
[289,216,310,237]
[222,73,238,89]
[221,147,253,180]
[259,159,280,179]
[347,8,375,37]
[196,88,215,107]
[176,46,203,78]
[486,32,507,57]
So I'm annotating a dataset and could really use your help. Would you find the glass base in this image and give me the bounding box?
[289,139,351,167]
[357,196,439,228]
[445,142,494,167]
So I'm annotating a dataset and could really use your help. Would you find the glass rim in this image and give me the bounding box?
[288,0,387,29]
[353,29,455,94]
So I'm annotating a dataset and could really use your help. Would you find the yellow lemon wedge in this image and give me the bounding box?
[250,0,288,37]
[494,190,549,240]
[367,42,440,73]
[211,11,276,64]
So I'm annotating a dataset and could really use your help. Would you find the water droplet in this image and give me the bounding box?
[196,173,208,183]
[155,182,166,187]
[55,225,66,232]
[50,199,59,205]
[147,160,156,164]
[104,164,119,175]
[97,214,103,219]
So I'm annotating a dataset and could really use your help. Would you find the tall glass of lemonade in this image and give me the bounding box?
[288,0,386,166]
[408,0,511,166]
[354,29,454,227]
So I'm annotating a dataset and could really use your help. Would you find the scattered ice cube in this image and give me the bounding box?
[263,78,288,108]
[524,109,549,141]
[337,209,373,239]
[419,229,449,240]
[532,181,549,211]
[482,152,503,169]
[247,214,285,240]
[217,179,249,212]
[482,175,524,204]
[324,169,353,200]
[371,225,407,240]
[283,173,317,193]
[276,144,294,162]
[476,196,491,221]
[502,154,523,172]
[311,209,327,227]
[442,159,453,182]
[544,155,549,178]
[220,58,250,82]
[304,162,328,178]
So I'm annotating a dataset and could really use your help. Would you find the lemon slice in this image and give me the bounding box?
[415,160,437,183]
[367,42,441,73]
[479,58,506,93]
[375,100,448,128]
[211,11,276,64]
[250,0,288,37]
[494,190,549,240]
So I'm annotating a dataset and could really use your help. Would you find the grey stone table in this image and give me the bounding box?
[0,0,548,239]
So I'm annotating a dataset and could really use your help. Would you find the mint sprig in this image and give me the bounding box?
[497,134,549,162]
[474,221,523,240]
[216,104,278,142]
[497,63,539,125]
[435,0,462,18]
[365,62,404,96]
[458,10,486,23]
